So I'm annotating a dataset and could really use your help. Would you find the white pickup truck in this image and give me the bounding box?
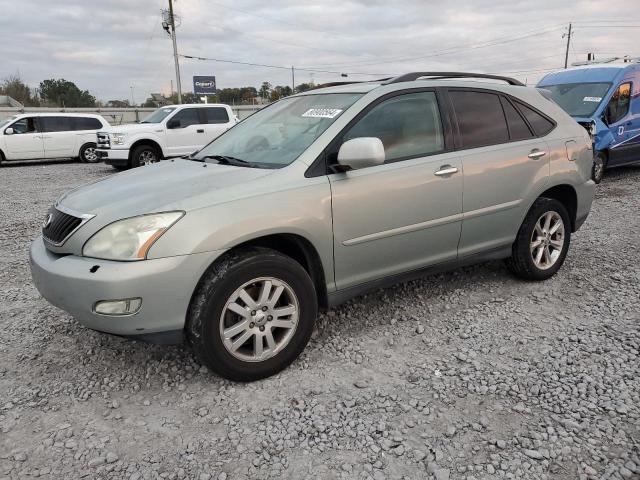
[96,104,238,169]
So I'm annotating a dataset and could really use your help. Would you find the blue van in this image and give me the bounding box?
[537,63,640,183]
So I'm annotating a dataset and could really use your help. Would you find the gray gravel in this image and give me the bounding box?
[1,160,639,480]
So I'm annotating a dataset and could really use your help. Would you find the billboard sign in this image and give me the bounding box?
[193,76,217,95]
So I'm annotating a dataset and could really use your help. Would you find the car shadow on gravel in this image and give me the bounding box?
[1,158,80,168]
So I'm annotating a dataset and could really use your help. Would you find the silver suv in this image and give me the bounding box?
[30,72,595,381]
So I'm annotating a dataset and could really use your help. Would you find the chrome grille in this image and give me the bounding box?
[42,207,85,246]
[96,132,110,149]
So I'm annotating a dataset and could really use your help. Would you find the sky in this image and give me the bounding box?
[1,0,639,103]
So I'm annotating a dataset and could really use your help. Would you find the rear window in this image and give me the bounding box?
[203,107,229,124]
[500,97,534,141]
[72,117,102,130]
[515,101,555,136]
[450,91,509,149]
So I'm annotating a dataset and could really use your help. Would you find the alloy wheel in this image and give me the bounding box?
[219,277,299,362]
[140,150,157,165]
[84,146,97,162]
[530,211,565,270]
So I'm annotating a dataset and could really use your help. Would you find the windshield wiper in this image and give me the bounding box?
[199,154,261,168]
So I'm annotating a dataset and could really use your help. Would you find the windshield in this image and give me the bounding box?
[193,93,363,168]
[0,116,17,129]
[541,82,611,117]
[141,107,177,123]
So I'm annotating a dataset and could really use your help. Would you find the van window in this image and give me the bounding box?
[515,102,555,136]
[343,91,445,163]
[73,117,102,130]
[450,91,509,149]
[605,82,631,124]
[203,107,229,124]
[501,97,534,141]
[41,116,72,132]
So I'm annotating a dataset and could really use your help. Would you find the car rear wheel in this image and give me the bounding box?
[187,247,317,382]
[131,145,160,168]
[79,143,99,163]
[506,198,571,281]
[592,152,605,184]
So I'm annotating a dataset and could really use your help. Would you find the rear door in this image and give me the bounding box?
[40,116,77,158]
[448,89,552,257]
[164,107,205,156]
[3,117,44,160]
[202,106,233,142]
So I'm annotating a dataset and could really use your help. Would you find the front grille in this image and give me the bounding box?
[42,208,83,245]
[96,132,111,149]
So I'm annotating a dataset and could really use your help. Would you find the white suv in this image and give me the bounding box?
[96,104,238,169]
[0,113,109,164]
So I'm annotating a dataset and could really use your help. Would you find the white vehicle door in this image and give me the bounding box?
[164,108,206,157]
[202,106,234,142]
[3,116,44,160]
[40,116,77,158]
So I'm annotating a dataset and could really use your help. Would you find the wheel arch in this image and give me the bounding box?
[129,139,164,161]
[537,184,578,232]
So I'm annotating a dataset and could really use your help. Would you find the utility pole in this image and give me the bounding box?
[291,66,295,94]
[563,23,572,69]
[168,0,182,103]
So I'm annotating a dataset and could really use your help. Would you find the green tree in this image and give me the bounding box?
[0,74,39,106]
[269,85,292,101]
[259,82,272,100]
[39,79,96,107]
[295,83,315,93]
[166,92,203,104]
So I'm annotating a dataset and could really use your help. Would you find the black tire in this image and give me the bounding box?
[505,198,571,281]
[187,247,318,382]
[131,144,160,168]
[112,165,128,171]
[0,150,4,167]
[592,152,606,184]
[79,143,99,163]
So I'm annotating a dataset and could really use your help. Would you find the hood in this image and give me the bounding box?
[58,160,275,218]
[101,123,162,134]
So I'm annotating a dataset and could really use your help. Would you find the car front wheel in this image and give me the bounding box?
[187,247,317,382]
[80,143,99,163]
[131,145,160,167]
[592,152,605,184]
[506,198,571,281]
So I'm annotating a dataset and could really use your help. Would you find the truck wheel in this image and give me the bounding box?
[79,143,99,163]
[131,145,160,168]
[506,198,571,281]
[187,247,317,382]
[592,152,606,184]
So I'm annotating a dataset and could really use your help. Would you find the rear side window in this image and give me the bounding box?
[73,117,102,130]
[450,91,509,149]
[40,116,72,132]
[515,101,555,136]
[343,91,444,163]
[500,97,534,141]
[203,107,229,124]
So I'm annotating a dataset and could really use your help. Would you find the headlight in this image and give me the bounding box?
[83,211,184,261]
[110,133,126,145]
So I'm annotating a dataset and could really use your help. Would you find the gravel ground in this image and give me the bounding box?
[1,160,639,480]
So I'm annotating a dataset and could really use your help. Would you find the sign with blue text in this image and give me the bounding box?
[193,76,217,95]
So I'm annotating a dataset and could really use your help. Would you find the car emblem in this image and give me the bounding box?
[43,213,53,229]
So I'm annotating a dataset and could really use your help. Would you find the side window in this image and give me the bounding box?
[203,107,229,124]
[73,117,102,130]
[41,116,72,132]
[450,91,509,148]
[170,108,201,128]
[342,91,444,163]
[515,101,555,136]
[10,117,38,134]
[605,82,631,124]
[500,97,534,141]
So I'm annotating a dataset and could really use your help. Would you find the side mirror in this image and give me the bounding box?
[4,127,14,135]
[337,137,385,170]
[167,119,180,129]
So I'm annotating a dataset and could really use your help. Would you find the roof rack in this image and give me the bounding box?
[382,72,525,86]
[311,78,393,90]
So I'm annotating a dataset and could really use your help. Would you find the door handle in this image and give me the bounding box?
[528,150,546,160]
[197,129,204,133]
[434,165,458,176]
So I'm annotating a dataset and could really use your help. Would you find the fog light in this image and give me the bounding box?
[94,298,142,316]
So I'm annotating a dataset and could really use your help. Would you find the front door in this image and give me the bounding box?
[40,116,77,158]
[606,82,640,165]
[165,108,207,157]
[3,117,44,160]
[329,90,463,290]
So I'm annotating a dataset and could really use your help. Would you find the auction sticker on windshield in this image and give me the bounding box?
[583,97,602,102]
[302,108,343,118]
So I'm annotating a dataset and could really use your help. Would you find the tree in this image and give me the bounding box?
[295,83,315,93]
[39,79,96,107]
[0,74,39,106]
[269,85,292,101]
[167,92,203,104]
[259,82,272,100]
[106,99,131,108]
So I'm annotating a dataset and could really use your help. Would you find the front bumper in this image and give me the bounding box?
[96,148,130,166]
[29,237,224,341]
